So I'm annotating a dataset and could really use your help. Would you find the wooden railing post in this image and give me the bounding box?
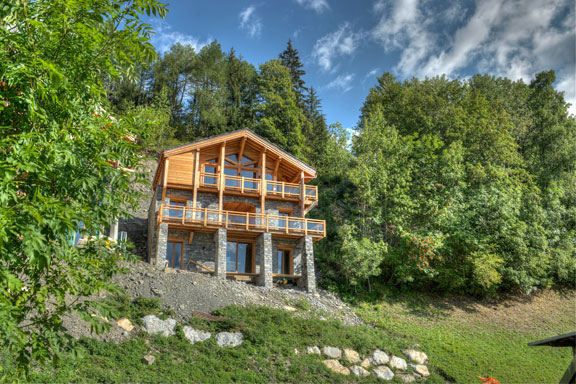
[241,176,244,193]
[281,182,285,198]
[245,212,249,230]
[204,208,208,226]
[182,206,185,224]
[225,211,229,228]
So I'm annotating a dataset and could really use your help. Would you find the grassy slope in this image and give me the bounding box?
[351,289,576,383]
[17,290,575,383]
[26,301,429,383]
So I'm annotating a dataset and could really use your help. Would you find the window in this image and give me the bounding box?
[203,164,217,185]
[275,248,292,274]
[167,201,185,219]
[226,241,253,273]
[278,208,292,228]
[166,240,184,269]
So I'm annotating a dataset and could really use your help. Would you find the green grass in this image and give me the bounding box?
[350,288,575,383]
[22,297,434,383]
[7,289,573,383]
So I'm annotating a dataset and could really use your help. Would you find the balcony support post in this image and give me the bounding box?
[192,149,200,218]
[300,171,305,218]
[214,228,227,279]
[260,150,266,214]
[257,232,272,288]
[297,235,316,292]
[218,143,225,211]
[155,222,168,267]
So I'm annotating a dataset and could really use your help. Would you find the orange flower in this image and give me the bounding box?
[478,376,501,384]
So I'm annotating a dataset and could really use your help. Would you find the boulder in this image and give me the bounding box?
[411,364,430,377]
[182,326,211,344]
[371,349,390,365]
[141,354,155,365]
[215,332,243,347]
[142,315,176,337]
[389,356,407,371]
[343,348,361,363]
[321,346,342,359]
[322,359,350,375]
[350,365,370,377]
[117,317,134,332]
[402,349,428,365]
[360,358,371,368]
[307,346,321,355]
[373,366,394,380]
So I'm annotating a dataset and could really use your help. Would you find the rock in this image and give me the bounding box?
[307,346,321,355]
[398,374,416,383]
[141,354,155,365]
[117,317,134,332]
[373,366,394,380]
[343,348,360,363]
[283,305,297,312]
[389,356,407,371]
[215,332,243,347]
[182,326,211,344]
[321,346,342,359]
[411,364,430,377]
[360,358,371,368]
[350,365,370,377]
[403,349,428,365]
[141,315,176,337]
[322,359,350,375]
[294,348,300,355]
[371,349,390,365]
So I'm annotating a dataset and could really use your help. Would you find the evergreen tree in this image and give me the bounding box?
[255,59,306,159]
[279,39,307,106]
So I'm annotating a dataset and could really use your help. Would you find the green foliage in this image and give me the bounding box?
[255,59,307,159]
[0,0,166,377]
[319,72,576,296]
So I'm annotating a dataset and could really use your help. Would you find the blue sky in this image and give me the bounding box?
[149,0,575,129]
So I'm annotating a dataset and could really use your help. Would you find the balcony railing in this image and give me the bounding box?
[158,205,325,238]
[199,172,318,200]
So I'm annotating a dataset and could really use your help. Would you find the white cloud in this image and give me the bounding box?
[324,73,355,92]
[295,0,330,14]
[239,6,262,38]
[312,23,363,72]
[363,68,380,82]
[150,22,210,53]
[371,0,576,113]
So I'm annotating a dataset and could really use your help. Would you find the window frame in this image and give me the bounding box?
[166,238,185,270]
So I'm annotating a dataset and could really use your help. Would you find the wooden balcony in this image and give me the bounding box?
[199,172,318,202]
[158,205,326,239]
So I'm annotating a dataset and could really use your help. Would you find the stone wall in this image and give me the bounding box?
[257,233,272,288]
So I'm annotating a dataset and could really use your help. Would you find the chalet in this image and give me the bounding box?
[147,129,325,292]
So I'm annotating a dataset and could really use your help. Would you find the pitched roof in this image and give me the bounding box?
[152,128,317,187]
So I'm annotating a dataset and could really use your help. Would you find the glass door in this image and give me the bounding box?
[166,240,184,269]
[226,241,253,273]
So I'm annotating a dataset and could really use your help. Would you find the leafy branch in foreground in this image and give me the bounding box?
[0,0,167,377]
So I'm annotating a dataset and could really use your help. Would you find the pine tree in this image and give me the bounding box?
[279,39,307,106]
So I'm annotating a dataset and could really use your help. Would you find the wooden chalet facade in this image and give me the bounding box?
[147,129,325,291]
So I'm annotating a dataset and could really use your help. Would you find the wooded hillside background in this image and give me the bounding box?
[107,40,576,297]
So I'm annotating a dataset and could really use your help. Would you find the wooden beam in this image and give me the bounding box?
[192,149,200,212]
[189,231,194,244]
[291,173,300,183]
[238,136,247,161]
[273,158,281,180]
[300,171,305,218]
[260,150,266,215]
[161,158,169,200]
[218,142,225,211]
